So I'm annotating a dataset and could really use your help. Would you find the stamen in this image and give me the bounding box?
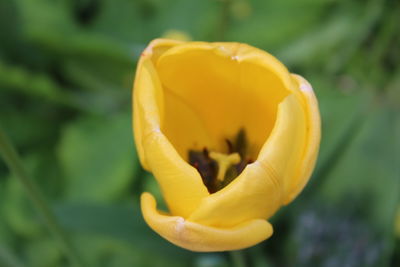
[188,129,249,193]
[209,152,241,181]
[225,139,233,153]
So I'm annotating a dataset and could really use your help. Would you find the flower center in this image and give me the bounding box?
[188,129,253,193]
[209,151,241,182]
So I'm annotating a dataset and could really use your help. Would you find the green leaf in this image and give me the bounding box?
[276,11,354,67]
[319,106,399,231]
[54,202,195,264]
[287,105,400,267]
[227,0,328,50]
[0,0,22,59]
[0,244,26,267]
[25,238,63,267]
[2,170,42,239]
[58,112,138,202]
[89,0,145,43]
[69,233,191,267]
[309,77,373,189]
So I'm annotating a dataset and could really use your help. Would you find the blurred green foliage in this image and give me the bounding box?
[0,0,399,266]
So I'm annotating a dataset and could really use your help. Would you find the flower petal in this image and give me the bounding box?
[187,94,307,226]
[142,131,209,217]
[141,192,273,252]
[133,39,181,168]
[283,74,321,204]
[156,42,291,158]
[134,42,209,217]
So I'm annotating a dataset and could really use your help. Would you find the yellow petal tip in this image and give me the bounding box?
[141,192,273,252]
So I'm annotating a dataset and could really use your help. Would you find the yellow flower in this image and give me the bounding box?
[133,39,320,252]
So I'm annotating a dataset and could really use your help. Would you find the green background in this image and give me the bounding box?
[0,0,399,266]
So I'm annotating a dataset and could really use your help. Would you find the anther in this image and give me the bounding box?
[225,139,233,153]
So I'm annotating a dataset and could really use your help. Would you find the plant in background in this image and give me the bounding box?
[133,39,320,252]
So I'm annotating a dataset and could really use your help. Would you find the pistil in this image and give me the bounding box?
[188,129,249,193]
[209,152,241,182]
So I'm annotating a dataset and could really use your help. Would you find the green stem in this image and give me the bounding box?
[0,128,84,267]
[230,250,247,267]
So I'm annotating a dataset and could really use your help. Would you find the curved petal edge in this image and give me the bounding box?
[283,74,321,204]
[141,192,273,252]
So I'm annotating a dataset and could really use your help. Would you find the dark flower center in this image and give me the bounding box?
[188,129,253,193]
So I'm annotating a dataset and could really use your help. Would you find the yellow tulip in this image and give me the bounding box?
[132,39,320,252]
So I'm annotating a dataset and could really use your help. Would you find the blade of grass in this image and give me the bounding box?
[327,0,385,73]
[0,61,121,114]
[0,128,84,267]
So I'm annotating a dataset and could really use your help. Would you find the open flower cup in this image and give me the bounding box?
[133,39,321,252]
